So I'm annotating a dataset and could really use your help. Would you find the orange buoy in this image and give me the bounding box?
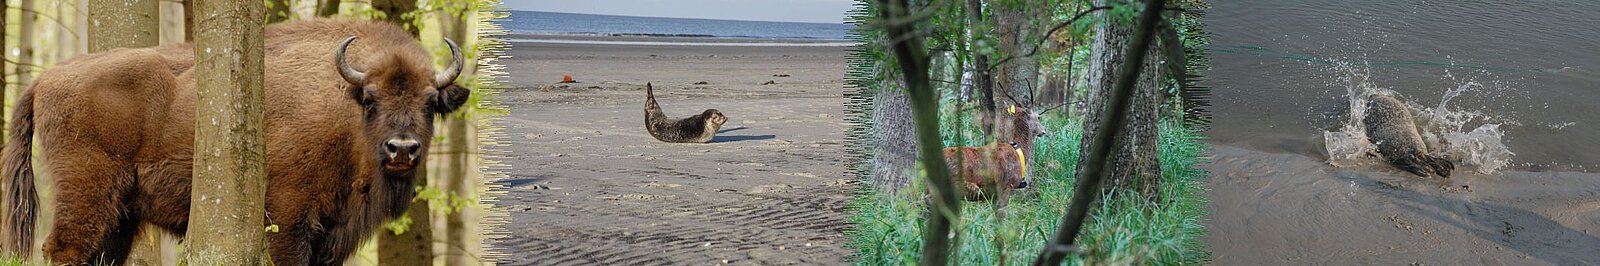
[560,74,577,83]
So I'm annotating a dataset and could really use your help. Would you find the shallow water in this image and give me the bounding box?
[1204,0,1600,172]
[1200,1,1600,264]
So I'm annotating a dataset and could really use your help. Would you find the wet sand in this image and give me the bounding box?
[1202,144,1600,265]
[489,37,850,265]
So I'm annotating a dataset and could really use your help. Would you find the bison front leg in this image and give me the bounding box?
[43,154,138,264]
[94,218,144,265]
[266,221,314,266]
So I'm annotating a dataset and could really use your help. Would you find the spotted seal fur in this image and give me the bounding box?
[644,83,728,143]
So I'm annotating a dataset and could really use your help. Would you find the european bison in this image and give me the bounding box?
[0,19,470,265]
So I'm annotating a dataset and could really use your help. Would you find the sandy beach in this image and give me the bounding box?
[489,35,851,265]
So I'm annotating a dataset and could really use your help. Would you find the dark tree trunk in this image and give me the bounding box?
[1039,73,1066,112]
[315,0,340,17]
[966,0,997,137]
[265,0,291,23]
[1080,0,1164,199]
[184,0,195,42]
[372,0,420,37]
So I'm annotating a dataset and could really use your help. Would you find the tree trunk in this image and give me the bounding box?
[84,1,169,263]
[1039,73,1066,111]
[444,110,471,266]
[1079,0,1163,199]
[868,85,916,192]
[966,0,998,138]
[185,0,269,263]
[439,8,475,265]
[314,0,339,17]
[125,232,163,266]
[372,0,419,37]
[378,164,433,266]
[88,0,160,52]
[3,0,14,145]
[991,1,1040,158]
[265,0,291,23]
[184,0,195,42]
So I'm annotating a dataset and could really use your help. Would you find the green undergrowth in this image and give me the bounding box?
[847,106,1212,265]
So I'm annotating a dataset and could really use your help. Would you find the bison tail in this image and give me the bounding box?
[1,89,36,257]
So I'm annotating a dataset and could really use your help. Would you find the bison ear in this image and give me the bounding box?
[348,85,376,106]
[434,84,471,114]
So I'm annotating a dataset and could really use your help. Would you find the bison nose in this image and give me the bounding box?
[384,138,421,162]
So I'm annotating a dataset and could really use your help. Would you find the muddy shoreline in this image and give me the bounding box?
[1202,143,1600,265]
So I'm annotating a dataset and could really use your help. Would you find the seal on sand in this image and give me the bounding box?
[645,83,728,143]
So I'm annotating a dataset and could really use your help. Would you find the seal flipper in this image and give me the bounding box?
[1394,153,1433,177]
[1428,156,1455,178]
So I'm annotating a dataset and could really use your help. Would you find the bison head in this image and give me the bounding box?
[335,36,470,177]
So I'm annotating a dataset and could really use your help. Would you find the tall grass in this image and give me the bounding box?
[847,106,1211,265]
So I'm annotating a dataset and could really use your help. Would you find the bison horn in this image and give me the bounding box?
[336,36,368,86]
[436,38,464,88]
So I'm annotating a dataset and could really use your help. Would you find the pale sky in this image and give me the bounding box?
[503,0,854,24]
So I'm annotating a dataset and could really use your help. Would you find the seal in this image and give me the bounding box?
[1365,93,1454,177]
[645,83,728,143]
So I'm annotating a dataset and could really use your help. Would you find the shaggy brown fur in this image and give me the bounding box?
[1365,94,1454,178]
[0,19,469,265]
[644,83,728,143]
[940,103,1046,201]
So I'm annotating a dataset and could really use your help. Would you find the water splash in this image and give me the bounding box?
[1320,61,1516,174]
[1322,61,1383,167]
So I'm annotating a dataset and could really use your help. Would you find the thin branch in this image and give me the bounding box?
[988,6,1112,69]
[1033,0,1167,264]
[989,6,1189,70]
[9,6,85,40]
[877,0,962,265]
